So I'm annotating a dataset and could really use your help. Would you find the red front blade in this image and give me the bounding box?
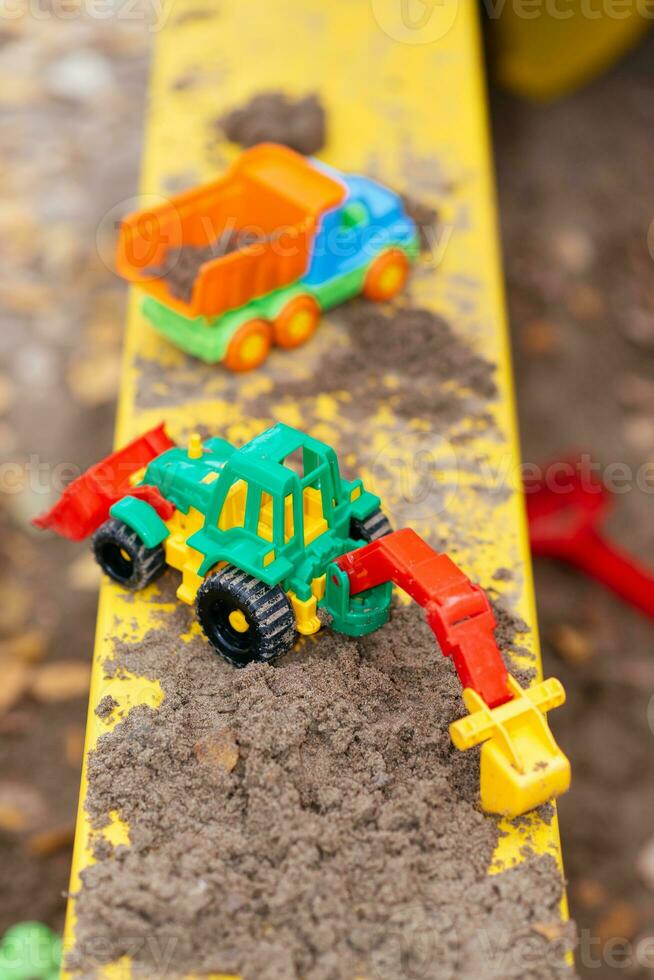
[33,423,175,541]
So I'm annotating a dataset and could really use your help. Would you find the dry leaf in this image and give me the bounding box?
[27,823,75,856]
[597,900,638,943]
[0,710,33,736]
[65,725,86,766]
[568,283,604,320]
[0,780,47,832]
[31,661,91,702]
[0,421,17,455]
[0,661,33,714]
[0,373,15,415]
[0,584,30,636]
[0,629,47,663]
[532,921,569,942]
[575,878,607,909]
[550,624,593,664]
[0,804,28,832]
[67,352,122,406]
[194,727,239,773]
[521,319,559,356]
[67,552,102,591]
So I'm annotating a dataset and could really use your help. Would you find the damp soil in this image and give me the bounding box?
[146,232,269,304]
[219,91,326,156]
[134,301,497,441]
[283,303,498,425]
[68,584,571,979]
[398,194,439,253]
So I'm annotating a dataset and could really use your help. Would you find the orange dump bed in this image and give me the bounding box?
[116,143,346,319]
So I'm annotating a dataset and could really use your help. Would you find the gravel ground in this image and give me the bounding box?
[0,10,150,935]
[493,31,654,980]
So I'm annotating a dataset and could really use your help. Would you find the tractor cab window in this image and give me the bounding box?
[279,446,335,545]
[282,447,305,476]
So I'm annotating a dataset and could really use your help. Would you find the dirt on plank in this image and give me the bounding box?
[279,303,498,426]
[134,302,498,443]
[219,91,326,156]
[67,583,572,980]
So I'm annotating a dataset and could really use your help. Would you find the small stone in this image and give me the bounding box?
[551,227,595,274]
[622,309,654,349]
[623,415,654,453]
[46,50,114,103]
[194,727,239,773]
[12,344,57,388]
[31,661,91,702]
[550,624,593,664]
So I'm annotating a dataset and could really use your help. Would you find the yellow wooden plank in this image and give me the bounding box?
[61,1,568,975]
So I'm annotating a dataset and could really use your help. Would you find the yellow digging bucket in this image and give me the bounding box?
[450,676,571,818]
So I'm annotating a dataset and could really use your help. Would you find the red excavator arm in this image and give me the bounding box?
[33,423,176,541]
[335,528,571,816]
[335,528,512,708]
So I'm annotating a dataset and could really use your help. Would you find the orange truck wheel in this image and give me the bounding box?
[363,248,410,302]
[224,319,273,372]
[274,295,320,349]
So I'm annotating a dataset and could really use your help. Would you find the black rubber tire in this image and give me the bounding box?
[92,518,166,591]
[196,566,296,668]
[349,508,393,543]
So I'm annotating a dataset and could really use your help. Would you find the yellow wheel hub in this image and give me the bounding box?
[379,265,403,295]
[289,310,313,340]
[229,609,250,633]
[241,335,266,366]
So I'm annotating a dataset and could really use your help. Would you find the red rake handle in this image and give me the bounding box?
[548,527,654,621]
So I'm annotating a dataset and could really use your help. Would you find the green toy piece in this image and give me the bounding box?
[0,923,61,980]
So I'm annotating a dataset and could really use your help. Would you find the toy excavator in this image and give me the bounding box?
[35,422,570,818]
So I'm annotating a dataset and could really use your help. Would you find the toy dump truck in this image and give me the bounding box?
[116,143,420,371]
[35,423,570,817]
